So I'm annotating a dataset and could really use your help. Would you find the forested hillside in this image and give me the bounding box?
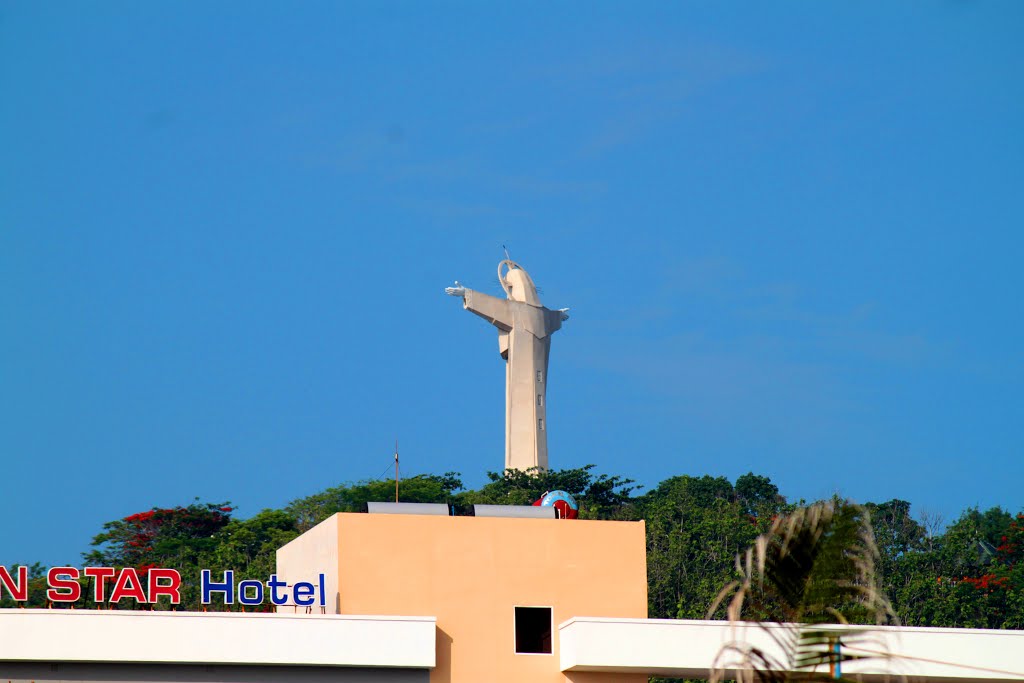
[4,467,1022,629]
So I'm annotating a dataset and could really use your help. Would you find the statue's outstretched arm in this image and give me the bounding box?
[465,290,513,328]
[445,282,512,329]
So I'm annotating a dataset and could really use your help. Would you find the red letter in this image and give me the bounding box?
[148,568,181,604]
[109,568,148,603]
[84,567,117,601]
[0,566,28,601]
[47,567,81,602]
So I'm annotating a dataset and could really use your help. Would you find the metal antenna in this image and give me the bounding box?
[502,244,511,261]
[394,439,400,503]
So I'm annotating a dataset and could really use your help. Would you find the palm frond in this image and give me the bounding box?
[709,500,900,683]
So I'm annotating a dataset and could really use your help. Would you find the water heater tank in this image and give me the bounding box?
[532,490,579,519]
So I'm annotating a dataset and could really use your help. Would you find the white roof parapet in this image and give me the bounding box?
[559,617,1024,683]
[0,609,436,669]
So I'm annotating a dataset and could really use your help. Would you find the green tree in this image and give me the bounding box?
[82,501,235,610]
[286,473,464,532]
[180,509,302,611]
[205,510,299,577]
[885,506,1024,629]
[456,465,636,519]
[0,563,48,609]
[735,473,785,517]
[638,474,790,620]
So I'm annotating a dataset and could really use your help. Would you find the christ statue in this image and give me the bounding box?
[446,260,569,472]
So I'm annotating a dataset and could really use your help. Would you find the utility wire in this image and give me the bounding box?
[846,646,1024,679]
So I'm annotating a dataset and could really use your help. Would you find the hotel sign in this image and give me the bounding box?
[0,566,326,607]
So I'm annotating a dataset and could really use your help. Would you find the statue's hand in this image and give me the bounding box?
[558,307,570,321]
[445,281,466,298]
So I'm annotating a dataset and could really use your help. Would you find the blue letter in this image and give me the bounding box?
[319,573,326,607]
[293,581,315,606]
[267,574,288,605]
[238,579,264,606]
[201,569,234,605]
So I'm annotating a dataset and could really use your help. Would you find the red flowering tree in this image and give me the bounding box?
[961,513,1024,593]
[891,507,1024,629]
[85,501,233,570]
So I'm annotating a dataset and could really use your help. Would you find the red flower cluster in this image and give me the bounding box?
[121,509,175,556]
[995,518,1023,560]
[944,515,1024,594]
[114,504,233,563]
[961,573,1009,591]
[124,510,162,524]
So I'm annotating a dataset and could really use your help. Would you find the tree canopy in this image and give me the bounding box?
[4,467,1022,631]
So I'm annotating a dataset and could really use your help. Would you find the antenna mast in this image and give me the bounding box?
[394,439,400,503]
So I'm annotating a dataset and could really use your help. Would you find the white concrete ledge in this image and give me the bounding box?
[560,617,1024,682]
[0,609,436,669]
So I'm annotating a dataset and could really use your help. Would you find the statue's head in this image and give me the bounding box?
[499,260,541,306]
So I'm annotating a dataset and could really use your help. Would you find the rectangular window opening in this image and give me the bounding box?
[537,394,543,407]
[536,371,543,383]
[514,606,552,654]
[538,418,544,431]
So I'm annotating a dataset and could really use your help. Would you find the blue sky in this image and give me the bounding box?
[1,2,1022,567]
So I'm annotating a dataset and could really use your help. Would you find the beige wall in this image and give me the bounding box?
[322,513,648,683]
[276,513,340,613]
